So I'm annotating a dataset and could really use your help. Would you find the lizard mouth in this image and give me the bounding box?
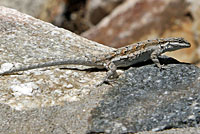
[170,42,191,49]
[166,37,191,49]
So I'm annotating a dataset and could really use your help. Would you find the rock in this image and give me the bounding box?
[82,0,198,64]
[0,0,48,18]
[88,57,200,133]
[0,0,67,25]
[86,0,123,25]
[0,6,112,134]
[0,6,113,110]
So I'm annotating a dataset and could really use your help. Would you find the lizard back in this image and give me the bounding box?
[101,37,190,67]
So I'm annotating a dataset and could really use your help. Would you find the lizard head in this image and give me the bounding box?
[160,37,191,52]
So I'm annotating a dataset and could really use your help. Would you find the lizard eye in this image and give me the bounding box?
[160,45,164,49]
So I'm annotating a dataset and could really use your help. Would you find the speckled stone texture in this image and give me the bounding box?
[88,57,200,134]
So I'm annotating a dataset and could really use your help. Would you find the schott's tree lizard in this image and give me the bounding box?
[0,37,191,84]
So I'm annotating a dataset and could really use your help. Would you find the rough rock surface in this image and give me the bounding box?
[0,6,114,110]
[0,6,199,134]
[87,57,200,133]
[0,0,48,17]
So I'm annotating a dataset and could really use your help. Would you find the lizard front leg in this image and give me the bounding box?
[150,49,164,68]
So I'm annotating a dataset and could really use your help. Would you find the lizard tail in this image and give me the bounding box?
[0,57,102,75]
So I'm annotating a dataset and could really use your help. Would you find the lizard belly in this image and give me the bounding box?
[112,52,151,67]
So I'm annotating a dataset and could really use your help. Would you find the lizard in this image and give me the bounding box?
[0,37,191,85]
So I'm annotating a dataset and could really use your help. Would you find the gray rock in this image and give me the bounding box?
[0,6,111,134]
[88,57,200,134]
[0,6,113,110]
[0,0,47,17]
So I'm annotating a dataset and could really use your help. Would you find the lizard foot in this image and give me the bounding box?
[158,64,169,70]
[96,78,118,87]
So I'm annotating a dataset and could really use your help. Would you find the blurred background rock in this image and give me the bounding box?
[0,0,199,66]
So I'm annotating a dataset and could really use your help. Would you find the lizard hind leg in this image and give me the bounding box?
[105,61,118,79]
[97,61,118,86]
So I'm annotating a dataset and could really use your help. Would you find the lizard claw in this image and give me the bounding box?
[157,64,169,71]
[96,78,117,87]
